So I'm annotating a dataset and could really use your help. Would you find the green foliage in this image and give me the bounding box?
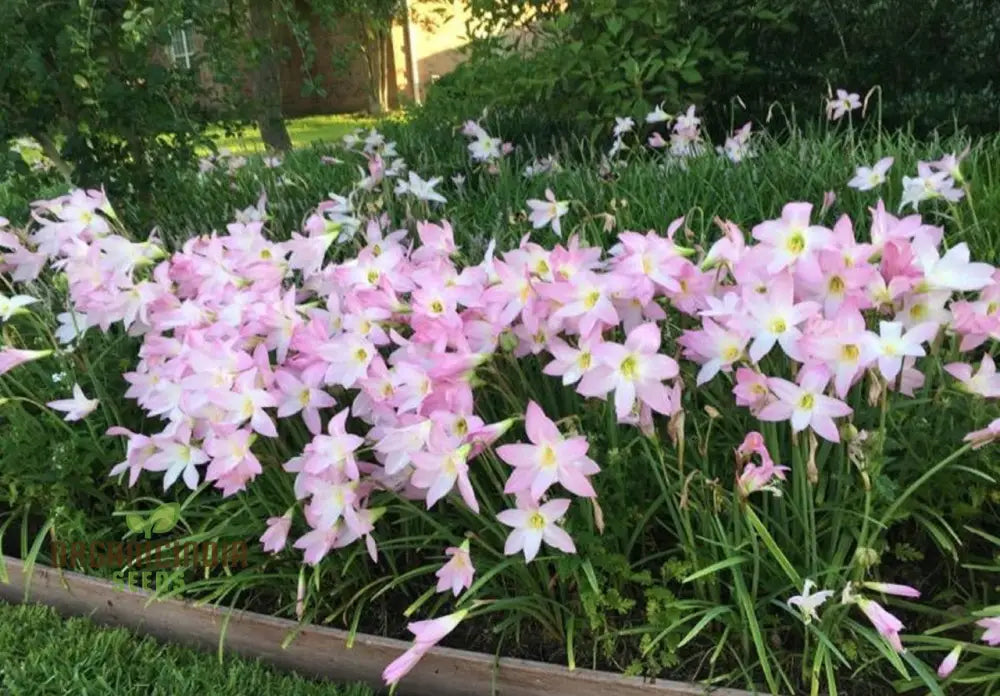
[0,0,239,197]
[689,0,1000,133]
[422,0,748,141]
[0,602,373,696]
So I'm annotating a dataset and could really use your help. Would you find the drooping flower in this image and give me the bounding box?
[526,189,570,237]
[860,581,921,598]
[937,645,962,678]
[977,616,1000,646]
[0,348,52,376]
[434,540,475,596]
[787,579,834,624]
[858,598,906,653]
[261,512,292,553]
[963,417,1000,449]
[46,383,100,421]
[496,497,576,562]
[382,610,469,686]
[945,355,1000,398]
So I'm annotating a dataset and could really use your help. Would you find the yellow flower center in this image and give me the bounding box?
[454,418,468,437]
[909,303,928,320]
[769,318,787,334]
[578,352,592,370]
[354,348,368,363]
[430,300,444,314]
[829,276,845,294]
[841,344,859,362]
[988,302,999,315]
[535,259,550,276]
[528,512,546,530]
[786,231,806,255]
[367,269,380,284]
[798,393,815,410]
[584,290,601,309]
[372,243,382,257]
[723,345,740,362]
[540,444,557,469]
[620,355,638,379]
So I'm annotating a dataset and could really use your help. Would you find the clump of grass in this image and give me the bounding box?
[0,601,373,696]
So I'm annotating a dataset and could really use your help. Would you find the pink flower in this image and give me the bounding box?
[261,513,292,553]
[945,355,1000,397]
[977,616,1000,645]
[0,348,51,376]
[738,458,789,498]
[382,610,469,686]
[857,598,906,653]
[751,202,831,274]
[733,367,771,412]
[963,417,1000,449]
[434,540,474,596]
[758,367,853,442]
[937,645,961,678]
[46,383,100,421]
[274,369,335,435]
[678,318,748,385]
[861,581,921,598]
[543,332,602,386]
[410,435,478,513]
[578,322,679,419]
[744,273,819,362]
[496,498,576,562]
[526,189,569,237]
[497,401,600,500]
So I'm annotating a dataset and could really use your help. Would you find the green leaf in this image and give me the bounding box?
[679,67,703,84]
[125,512,146,535]
[73,74,89,89]
[682,556,747,583]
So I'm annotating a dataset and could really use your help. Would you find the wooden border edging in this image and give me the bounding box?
[0,557,758,696]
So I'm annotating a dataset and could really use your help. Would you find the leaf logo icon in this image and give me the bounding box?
[125,503,181,539]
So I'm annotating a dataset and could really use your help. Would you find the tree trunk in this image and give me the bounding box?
[363,28,395,115]
[248,0,292,152]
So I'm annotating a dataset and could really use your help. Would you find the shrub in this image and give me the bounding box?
[419,0,749,142]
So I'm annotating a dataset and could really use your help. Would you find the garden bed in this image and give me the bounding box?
[0,556,752,696]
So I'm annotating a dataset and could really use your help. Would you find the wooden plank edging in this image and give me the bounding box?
[0,557,758,696]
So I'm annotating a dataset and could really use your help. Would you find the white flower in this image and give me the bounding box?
[47,383,100,421]
[613,116,635,137]
[788,579,834,624]
[848,157,894,191]
[645,103,671,124]
[400,172,447,204]
[526,189,570,237]
[0,294,38,321]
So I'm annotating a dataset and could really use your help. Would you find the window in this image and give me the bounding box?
[169,23,195,69]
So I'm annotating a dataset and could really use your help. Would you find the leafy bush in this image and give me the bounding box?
[420,0,748,141]
[688,0,1000,133]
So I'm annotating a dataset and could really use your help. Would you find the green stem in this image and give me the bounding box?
[877,442,973,528]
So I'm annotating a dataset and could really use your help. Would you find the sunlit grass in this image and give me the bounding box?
[207,114,380,155]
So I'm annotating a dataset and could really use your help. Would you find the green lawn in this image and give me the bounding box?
[209,114,377,155]
[0,601,374,696]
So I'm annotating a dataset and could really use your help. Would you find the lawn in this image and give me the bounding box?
[208,114,378,155]
[0,601,373,696]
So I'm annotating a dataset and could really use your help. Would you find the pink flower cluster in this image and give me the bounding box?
[678,200,997,443]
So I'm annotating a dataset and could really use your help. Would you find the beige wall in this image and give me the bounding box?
[394,0,472,104]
